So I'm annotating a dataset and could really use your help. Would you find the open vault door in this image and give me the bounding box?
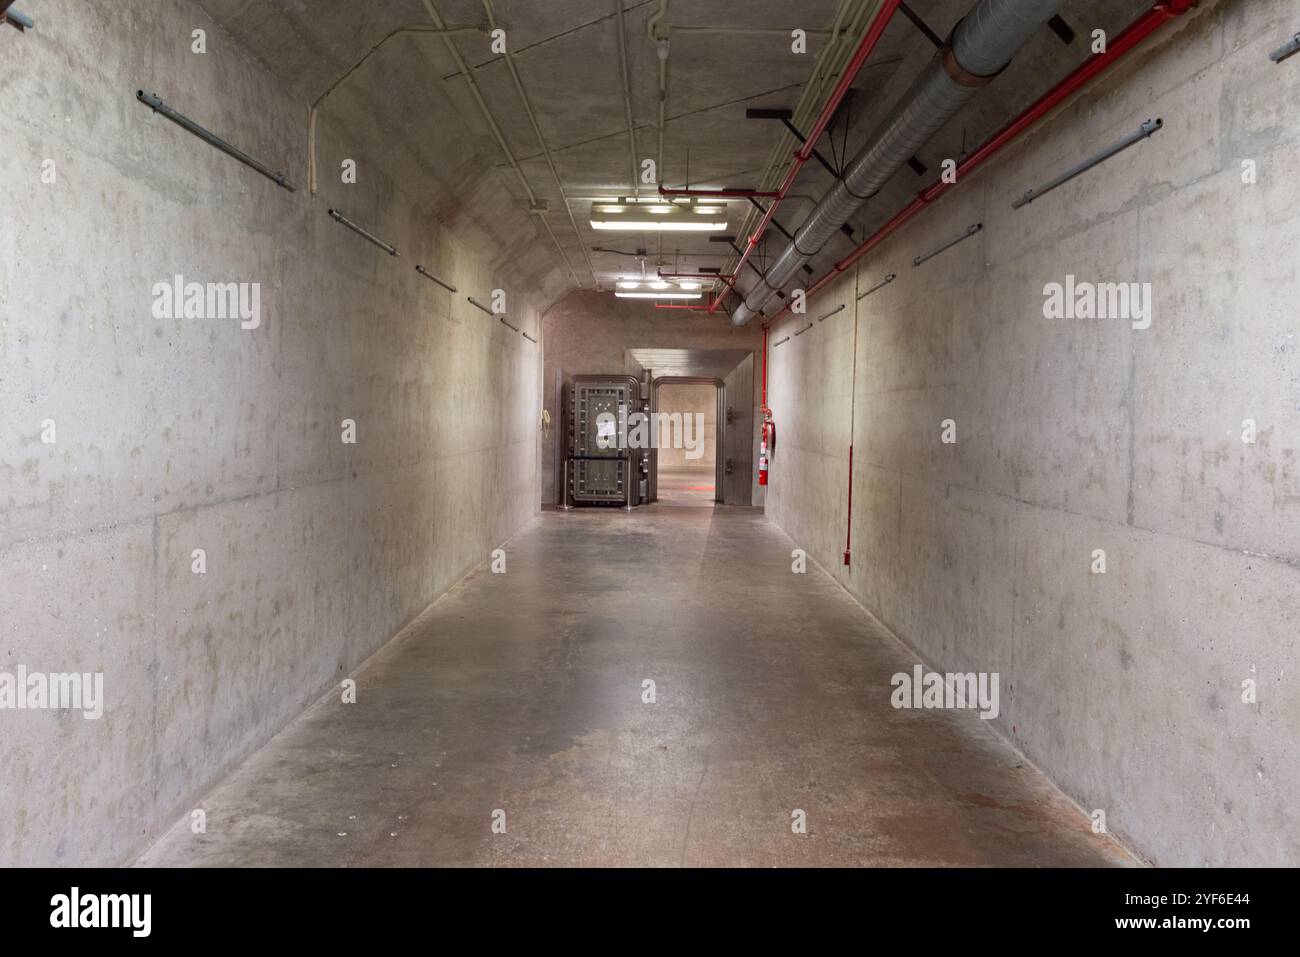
[557,375,648,509]
[647,376,725,505]
[554,351,755,509]
[644,353,754,507]
[720,353,755,506]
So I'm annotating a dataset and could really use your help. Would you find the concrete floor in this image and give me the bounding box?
[138,508,1135,867]
[657,466,717,507]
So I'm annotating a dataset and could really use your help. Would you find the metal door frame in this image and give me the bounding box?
[648,376,726,504]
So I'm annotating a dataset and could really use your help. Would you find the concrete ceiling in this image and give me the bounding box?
[196,0,1156,312]
[628,348,752,379]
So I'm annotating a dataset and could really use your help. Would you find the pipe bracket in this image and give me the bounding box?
[942,46,997,87]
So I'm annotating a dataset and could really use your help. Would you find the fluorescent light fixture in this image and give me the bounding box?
[591,220,727,231]
[590,198,728,232]
[650,281,670,290]
[616,280,641,289]
[615,290,703,300]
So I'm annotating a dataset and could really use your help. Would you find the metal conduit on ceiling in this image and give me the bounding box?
[729,0,1064,326]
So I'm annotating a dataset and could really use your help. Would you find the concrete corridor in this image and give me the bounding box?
[139,508,1132,868]
[7,0,1294,877]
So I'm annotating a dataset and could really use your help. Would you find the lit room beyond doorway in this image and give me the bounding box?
[655,381,718,507]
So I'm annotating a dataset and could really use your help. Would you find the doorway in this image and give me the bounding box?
[651,378,723,507]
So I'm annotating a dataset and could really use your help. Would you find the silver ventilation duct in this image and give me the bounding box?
[729,0,1061,326]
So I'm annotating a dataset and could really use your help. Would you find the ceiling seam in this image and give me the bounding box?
[482,0,599,287]
[438,0,658,80]
[494,82,812,166]
[614,0,641,200]
[419,0,583,288]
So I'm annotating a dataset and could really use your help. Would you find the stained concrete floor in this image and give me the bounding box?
[138,507,1135,867]
[657,466,717,507]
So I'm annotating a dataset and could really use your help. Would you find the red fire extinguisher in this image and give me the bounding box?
[759,407,775,485]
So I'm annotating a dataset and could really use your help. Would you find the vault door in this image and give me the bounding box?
[566,377,643,507]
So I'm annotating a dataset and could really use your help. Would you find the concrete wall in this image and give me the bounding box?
[0,0,542,865]
[656,383,718,471]
[541,290,763,505]
[763,0,1299,866]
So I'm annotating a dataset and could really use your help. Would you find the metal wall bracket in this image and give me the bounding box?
[857,273,896,300]
[136,90,294,191]
[1270,33,1300,63]
[328,209,397,256]
[899,2,943,48]
[913,223,982,267]
[4,4,34,30]
[750,197,796,243]
[1013,118,1162,209]
[1047,14,1076,44]
[415,264,456,292]
[744,108,839,178]
[467,296,495,316]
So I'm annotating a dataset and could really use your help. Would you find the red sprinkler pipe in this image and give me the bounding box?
[707,0,903,313]
[768,0,1197,322]
[653,303,711,310]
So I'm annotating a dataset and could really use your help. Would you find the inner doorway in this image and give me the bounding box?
[652,379,721,507]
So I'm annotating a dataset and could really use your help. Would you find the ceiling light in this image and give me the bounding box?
[590,200,727,233]
[592,220,727,231]
[615,291,703,300]
[650,281,670,290]
[616,280,641,289]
